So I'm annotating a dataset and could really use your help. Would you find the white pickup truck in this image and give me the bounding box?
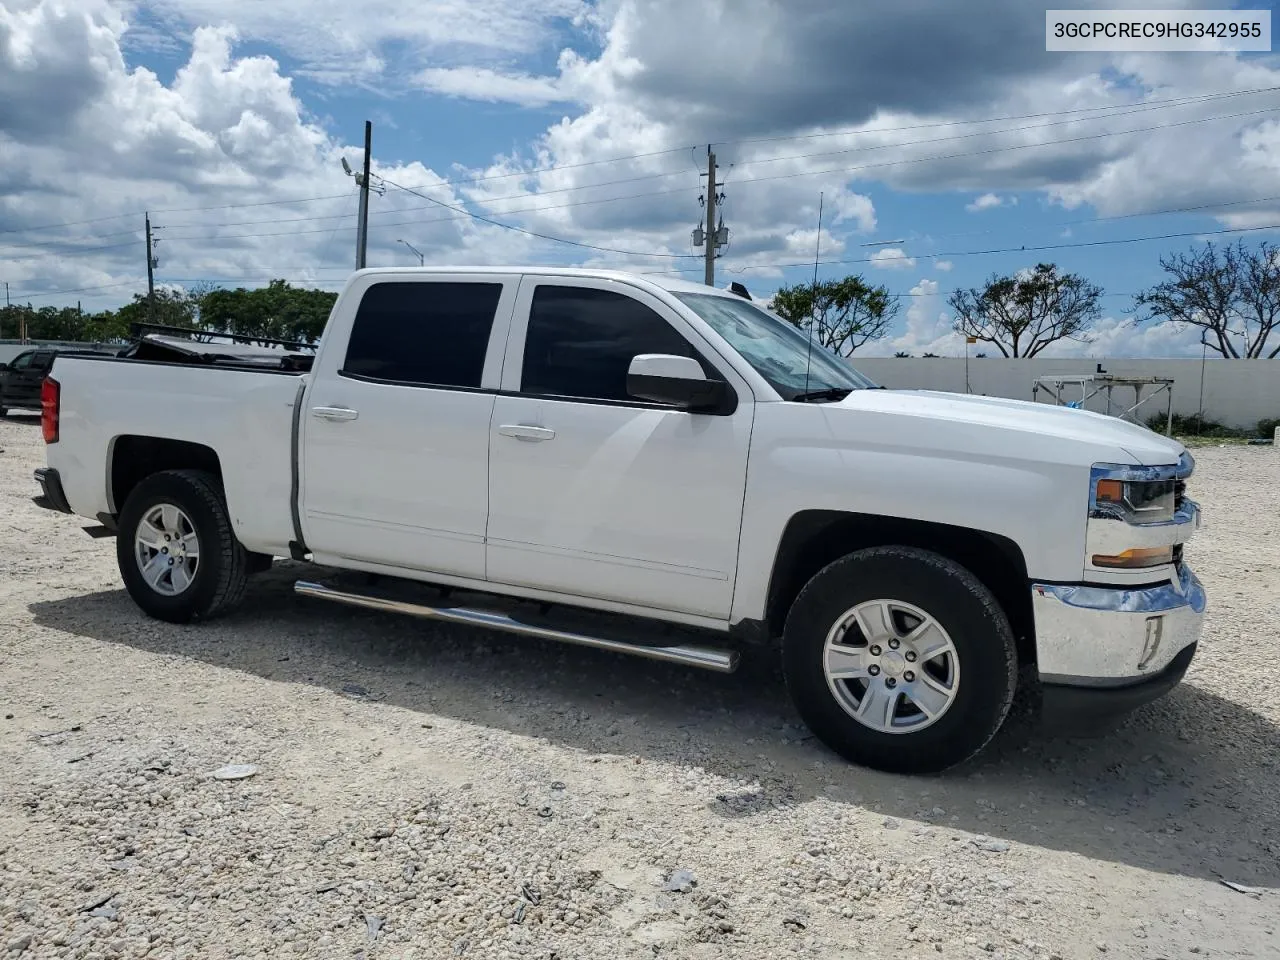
[33,267,1205,773]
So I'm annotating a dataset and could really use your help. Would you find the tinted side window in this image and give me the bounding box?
[32,352,54,371]
[522,286,703,402]
[342,281,503,388]
[10,352,33,370]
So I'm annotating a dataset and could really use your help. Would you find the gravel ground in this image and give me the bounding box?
[2,413,1278,960]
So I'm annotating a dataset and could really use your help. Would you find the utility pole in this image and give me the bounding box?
[145,213,156,321]
[704,147,717,286]
[692,146,727,286]
[3,281,7,341]
[356,120,372,270]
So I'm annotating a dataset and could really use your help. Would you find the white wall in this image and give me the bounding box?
[850,357,1280,431]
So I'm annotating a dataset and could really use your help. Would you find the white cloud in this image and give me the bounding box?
[135,0,589,85]
[934,260,954,272]
[831,191,877,233]
[9,0,1280,349]
[870,247,917,270]
[877,278,965,357]
[416,66,567,107]
[0,1,587,309]
[965,192,1018,212]
[1038,316,1205,358]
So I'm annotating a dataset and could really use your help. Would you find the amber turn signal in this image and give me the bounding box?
[1092,546,1175,569]
[1095,479,1125,503]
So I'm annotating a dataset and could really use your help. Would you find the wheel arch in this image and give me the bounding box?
[764,510,1035,666]
[109,435,223,515]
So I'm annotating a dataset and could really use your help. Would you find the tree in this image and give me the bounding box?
[197,280,337,344]
[116,288,199,330]
[1133,239,1280,358]
[770,275,898,356]
[893,351,911,358]
[1,303,129,343]
[947,263,1102,358]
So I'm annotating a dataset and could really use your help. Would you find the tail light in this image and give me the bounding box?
[41,377,60,444]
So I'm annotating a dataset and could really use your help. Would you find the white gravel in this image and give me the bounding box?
[2,414,1278,959]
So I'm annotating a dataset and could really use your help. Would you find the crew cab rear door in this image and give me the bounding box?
[485,275,755,620]
[299,273,520,580]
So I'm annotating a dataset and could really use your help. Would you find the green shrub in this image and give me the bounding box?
[1258,417,1280,439]
[1144,412,1249,438]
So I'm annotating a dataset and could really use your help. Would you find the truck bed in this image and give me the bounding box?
[46,352,306,557]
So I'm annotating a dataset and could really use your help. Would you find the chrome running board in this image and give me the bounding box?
[294,580,739,674]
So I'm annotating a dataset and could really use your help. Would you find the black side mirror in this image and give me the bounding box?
[626,354,730,412]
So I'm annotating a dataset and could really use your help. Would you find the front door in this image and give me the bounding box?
[485,277,754,620]
[300,274,519,581]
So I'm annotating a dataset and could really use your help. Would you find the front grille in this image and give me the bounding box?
[1174,477,1186,513]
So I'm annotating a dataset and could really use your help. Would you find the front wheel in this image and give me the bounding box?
[782,545,1017,774]
[116,469,250,624]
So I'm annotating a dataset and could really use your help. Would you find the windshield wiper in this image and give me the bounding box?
[790,387,853,403]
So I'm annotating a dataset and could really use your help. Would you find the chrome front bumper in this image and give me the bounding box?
[1031,563,1206,686]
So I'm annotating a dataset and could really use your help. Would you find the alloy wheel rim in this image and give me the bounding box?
[134,503,201,597]
[822,598,960,734]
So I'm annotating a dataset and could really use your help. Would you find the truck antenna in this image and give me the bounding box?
[802,192,823,397]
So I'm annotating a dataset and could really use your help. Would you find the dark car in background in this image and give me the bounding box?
[0,346,121,416]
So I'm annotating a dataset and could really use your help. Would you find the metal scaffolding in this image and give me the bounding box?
[1031,373,1175,435]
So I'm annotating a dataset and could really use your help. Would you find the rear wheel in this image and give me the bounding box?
[782,545,1017,774]
[116,469,249,623]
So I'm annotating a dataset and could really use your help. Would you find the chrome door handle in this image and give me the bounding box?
[498,424,555,442]
[311,406,359,422]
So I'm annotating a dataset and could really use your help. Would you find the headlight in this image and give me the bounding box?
[1093,477,1176,524]
[1087,454,1194,571]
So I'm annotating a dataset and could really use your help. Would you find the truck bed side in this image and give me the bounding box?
[46,356,304,556]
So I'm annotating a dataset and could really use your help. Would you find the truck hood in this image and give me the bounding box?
[837,388,1186,466]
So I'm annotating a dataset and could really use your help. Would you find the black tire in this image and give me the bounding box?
[116,469,250,624]
[782,545,1017,775]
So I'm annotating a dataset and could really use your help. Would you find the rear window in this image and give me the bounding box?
[342,281,503,389]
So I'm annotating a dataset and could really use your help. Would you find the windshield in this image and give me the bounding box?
[674,292,879,400]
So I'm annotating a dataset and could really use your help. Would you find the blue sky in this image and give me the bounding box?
[4,0,1280,356]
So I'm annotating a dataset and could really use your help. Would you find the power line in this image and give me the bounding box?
[724,84,1280,146]
[8,84,1278,242]
[16,219,1280,305]
[386,96,1263,204]
[0,193,356,238]
[886,195,1280,247]
[159,187,694,242]
[0,240,144,261]
[392,84,1280,192]
[12,92,1277,251]
[164,101,1280,243]
[731,221,1280,272]
[149,192,354,215]
[378,176,703,259]
[715,106,1280,192]
[6,280,141,301]
[722,99,1280,173]
[159,121,1280,247]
